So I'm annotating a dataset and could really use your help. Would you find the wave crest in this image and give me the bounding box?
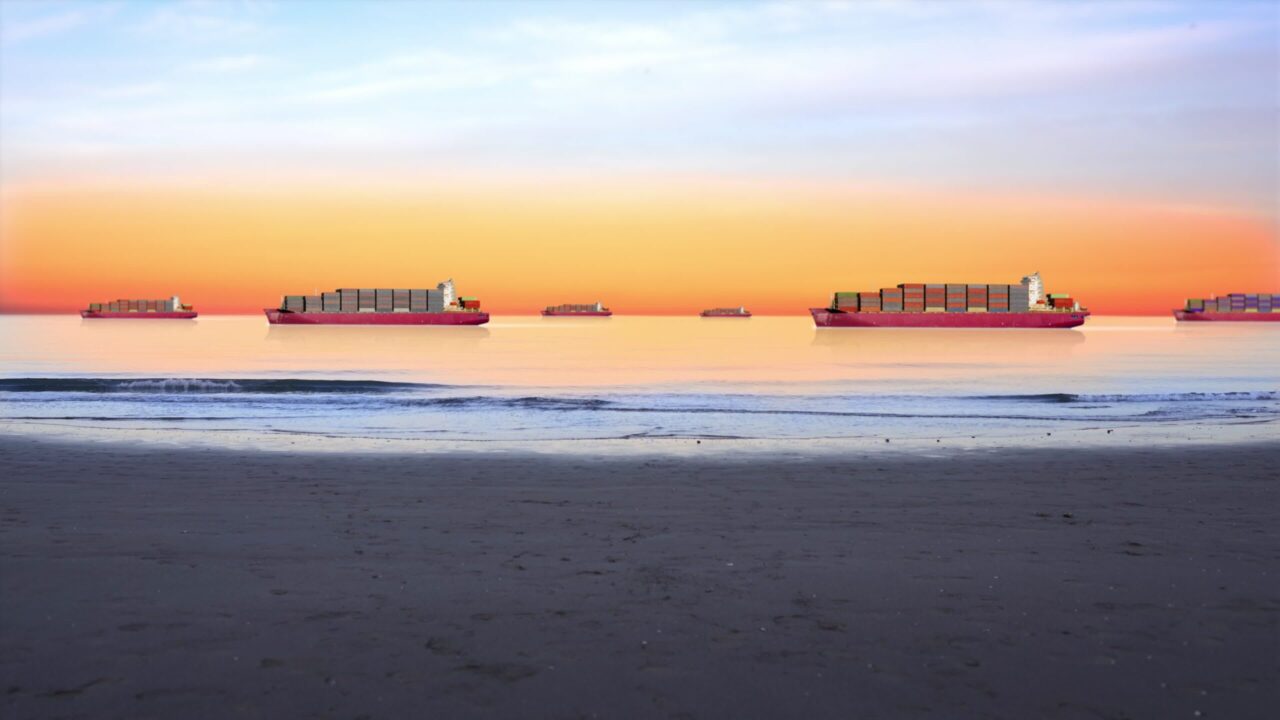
[975,391,1277,403]
[0,378,436,394]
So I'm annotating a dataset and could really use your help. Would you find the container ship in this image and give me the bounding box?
[1174,293,1277,322]
[264,280,488,325]
[82,295,197,319]
[542,301,611,317]
[811,273,1088,329]
[701,306,752,318]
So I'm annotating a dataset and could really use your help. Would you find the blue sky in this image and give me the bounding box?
[1,0,1276,217]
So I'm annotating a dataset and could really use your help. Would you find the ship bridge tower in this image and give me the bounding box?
[438,279,456,307]
[1021,272,1044,307]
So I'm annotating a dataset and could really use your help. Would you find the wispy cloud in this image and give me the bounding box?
[1,1,1274,217]
[1,8,89,45]
[296,51,511,104]
[134,1,264,40]
[93,82,168,100]
[189,54,267,73]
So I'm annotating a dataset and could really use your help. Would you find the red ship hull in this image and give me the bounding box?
[542,311,612,317]
[81,311,197,319]
[701,313,751,318]
[264,309,489,325]
[811,308,1088,328]
[1174,310,1278,322]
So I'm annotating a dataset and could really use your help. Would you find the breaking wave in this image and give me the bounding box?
[400,396,614,410]
[972,391,1278,403]
[2,378,1276,441]
[0,378,437,394]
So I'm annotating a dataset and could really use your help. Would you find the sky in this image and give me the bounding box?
[1,0,1277,314]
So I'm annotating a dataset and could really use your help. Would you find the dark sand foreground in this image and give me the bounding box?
[1,437,1276,719]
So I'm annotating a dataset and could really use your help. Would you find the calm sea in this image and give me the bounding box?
[0,315,1276,446]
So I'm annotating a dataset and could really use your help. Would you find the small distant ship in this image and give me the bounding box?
[701,306,752,318]
[264,280,488,325]
[812,272,1088,329]
[543,301,611,317]
[1174,293,1277,322]
[82,295,197,319]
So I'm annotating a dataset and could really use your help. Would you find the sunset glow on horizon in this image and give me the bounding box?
[2,181,1275,315]
[2,1,1276,315]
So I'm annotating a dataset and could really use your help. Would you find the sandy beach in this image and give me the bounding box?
[1,435,1276,719]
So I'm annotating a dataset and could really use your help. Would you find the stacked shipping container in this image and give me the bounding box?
[340,289,359,312]
[280,287,456,313]
[902,284,924,312]
[967,284,987,311]
[1009,283,1030,311]
[834,278,1054,311]
[987,285,1009,313]
[925,284,944,311]
[1183,293,1275,313]
[88,297,180,313]
[830,277,1062,314]
[410,289,428,312]
[880,287,903,312]
[544,303,608,313]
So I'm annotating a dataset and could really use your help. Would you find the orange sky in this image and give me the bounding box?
[1,181,1276,315]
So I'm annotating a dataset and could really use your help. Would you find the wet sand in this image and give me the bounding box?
[1,436,1276,719]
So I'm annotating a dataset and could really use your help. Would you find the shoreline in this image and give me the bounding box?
[1,415,1277,459]
[2,436,1276,718]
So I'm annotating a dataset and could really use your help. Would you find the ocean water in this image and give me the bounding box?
[0,315,1276,447]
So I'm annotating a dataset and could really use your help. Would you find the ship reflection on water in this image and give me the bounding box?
[265,324,491,347]
[810,326,1087,352]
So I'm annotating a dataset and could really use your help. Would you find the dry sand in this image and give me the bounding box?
[1,436,1276,719]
